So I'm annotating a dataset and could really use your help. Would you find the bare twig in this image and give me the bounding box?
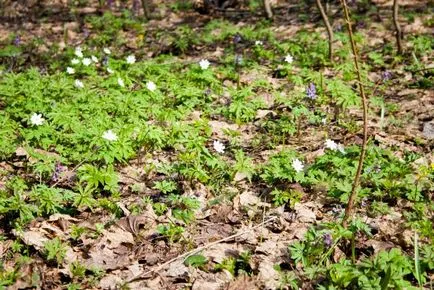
[392,0,403,54]
[263,0,273,19]
[316,0,334,61]
[340,0,369,227]
[126,216,277,283]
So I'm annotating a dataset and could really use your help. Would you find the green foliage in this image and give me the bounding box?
[232,150,255,182]
[157,223,185,243]
[43,238,67,264]
[270,188,302,208]
[214,251,252,277]
[153,180,178,194]
[78,164,119,194]
[261,149,305,184]
[184,254,208,268]
[305,144,429,204]
[0,7,432,289]
[167,194,200,223]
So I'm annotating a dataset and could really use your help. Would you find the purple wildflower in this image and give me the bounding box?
[233,34,242,45]
[306,83,317,100]
[107,0,114,8]
[52,162,67,182]
[13,35,21,46]
[323,233,333,248]
[102,55,109,66]
[331,204,343,218]
[83,28,90,39]
[382,71,392,81]
[356,21,366,29]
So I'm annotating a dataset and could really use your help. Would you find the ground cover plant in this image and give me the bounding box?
[0,0,433,289]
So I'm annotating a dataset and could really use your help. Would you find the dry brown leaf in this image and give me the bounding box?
[14,230,49,250]
[294,203,316,223]
[258,258,279,290]
[165,260,189,278]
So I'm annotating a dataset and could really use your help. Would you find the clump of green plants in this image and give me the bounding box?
[215,251,253,277]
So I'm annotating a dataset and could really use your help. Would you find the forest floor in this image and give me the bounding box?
[0,0,433,289]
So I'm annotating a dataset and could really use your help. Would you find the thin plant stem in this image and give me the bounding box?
[340,0,369,227]
[316,0,334,61]
[351,235,356,263]
[393,0,403,54]
[263,0,273,19]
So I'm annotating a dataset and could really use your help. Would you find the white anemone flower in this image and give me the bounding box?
[325,139,345,153]
[82,58,92,66]
[146,81,156,92]
[74,79,84,88]
[213,140,225,154]
[30,113,45,126]
[292,158,304,173]
[325,139,338,151]
[284,54,294,64]
[199,59,210,70]
[91,55,98,63]
[103,48,111,54]
[126,54,136,64]
[66,67,75,74]
[74,47,83,58]
[117,78,125,87]
[107,67,114,74]
[255,40,263,46]
[102,130,118,141]
[71,58,80,65]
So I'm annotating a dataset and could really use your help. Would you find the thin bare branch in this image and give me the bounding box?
[393,0,403,54]
[316,0,334,61]
[127,216,277,283]
[340,0,369,227]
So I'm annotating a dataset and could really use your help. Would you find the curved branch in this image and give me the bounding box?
[316,0,334,61]
[340,0,369,227]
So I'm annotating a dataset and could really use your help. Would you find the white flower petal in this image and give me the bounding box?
[117,78,125,87]
[213,140,225,154]
[82,58,92,66]
[30,113,45,126]
[146,81,156,92]
[325,139,338,151]
[292,158,304,173]
[74,79,84,88]
[199,59,210,70]
[285,54,294,64]
[102,130,118,141]
[75,47,83,58]
[126,54,136,64]
[103,48,111,54]
[66,67,75,74]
